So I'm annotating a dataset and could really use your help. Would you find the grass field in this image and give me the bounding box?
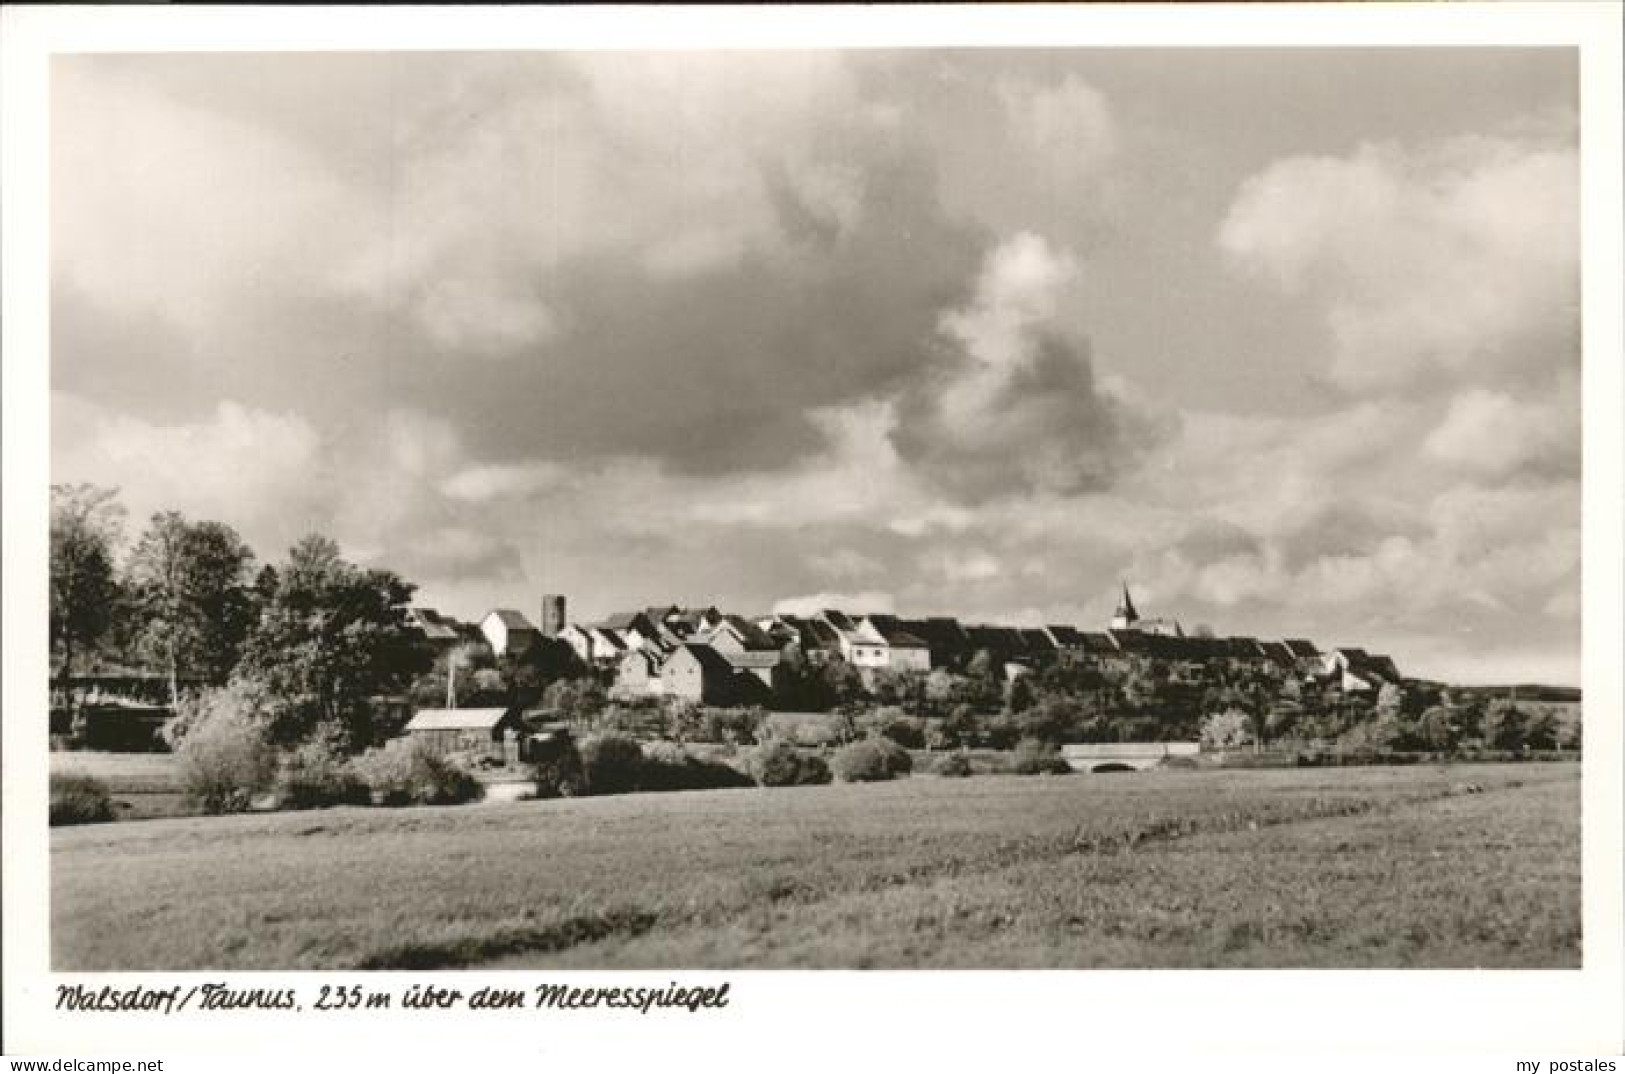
[51,763,1579,970]
[50,751,189,821]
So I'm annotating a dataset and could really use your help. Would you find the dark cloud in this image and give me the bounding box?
[371,141,987,475]
[891,328,1168,504]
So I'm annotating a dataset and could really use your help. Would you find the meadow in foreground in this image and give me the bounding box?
[52,763,1578,970]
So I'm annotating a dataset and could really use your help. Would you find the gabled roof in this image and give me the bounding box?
[407,608,462,641]
[791,617,842,649]
[717,614,780,651]
[1283,638,1320,659]
[599,611,650,631]
[1045,624,1086,647]
[672,642,736,677]
[1260,641,1297,666]
[591,627,628,652]
[484,609,537,632]
[821,609,858,633]
[405,708,514,732]
[1078,631,1120,654]
[1020,628,1057,652]
[620,648,663,674]
[862,615,929,649]
[901,616,969,651]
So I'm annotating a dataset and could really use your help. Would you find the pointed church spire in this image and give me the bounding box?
[1111,581,1140,630]
[1119,582,1138,621]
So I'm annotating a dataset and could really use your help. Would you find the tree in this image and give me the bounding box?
[234,535,429,749]
[50,484,125,682]
[125,511,257,703]
[1482,699,1529,751]
[1415,705,1460,751]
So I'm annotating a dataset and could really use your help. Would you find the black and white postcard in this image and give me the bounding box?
[4,3,1622,1065]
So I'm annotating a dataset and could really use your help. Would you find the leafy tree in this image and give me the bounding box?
[541,675,608,724]
[817,656,867,710]
[125,511,257,703]
[1482,699,1529,751]
[50,484,125,681]
[1415,705,1460,751]
[234,535,429,749]
[1199,708,1251,750]
[1524,711,1560,751]
[1005,672,1037,714]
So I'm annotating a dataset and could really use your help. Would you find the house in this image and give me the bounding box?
[759,614,843,663]
[702,615,783,687]
[964,624,1029,662]
[480,609,540,657]
[403,707,524,762]
[560,623,600,665]
[851,615,932,673]
[598,611,666,652]
[1323,648,1401,693]
[900,616,971,668]
[613,648,666,699]
[406,608,465,656]
[1282,638,1322,672]
[587,626,629,664]
[661,643,767,705]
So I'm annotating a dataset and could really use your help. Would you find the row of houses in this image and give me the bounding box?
[403,587,1405,710]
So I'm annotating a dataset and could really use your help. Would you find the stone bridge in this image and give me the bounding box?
[1061,742,1200,773]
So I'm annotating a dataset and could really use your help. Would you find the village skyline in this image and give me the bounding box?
[50,48,1581,687]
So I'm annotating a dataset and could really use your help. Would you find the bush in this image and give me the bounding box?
[530,733,586,799]
[579,733,645,796]
[273,739,368,810]
[863,711,927,749]
[832,738,913,783]
[746,740,832,787]
[1010,737,1070,776]
[50,772,115,826]
[1199,709,1252,751]
[704,707,766,746]
[352,740,484,806]
[640,740,756,792]
[176,697,277,814]
[932,752,974,778]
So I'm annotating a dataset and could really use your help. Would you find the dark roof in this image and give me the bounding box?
[966,625,1028,652]
[863,615,929,649]
[708,614,778,651]
[675,642,736,677]
[822,609,858,632]
[1283,638,1320,659]
[1045,624,1085,647]
[1078,632,1120,654]
[486,609,538,632]
[796,618,842,649]
[591,628,628,652]
[1020,628,1058,652]
[408,608,463,641]
[896,617,968,652]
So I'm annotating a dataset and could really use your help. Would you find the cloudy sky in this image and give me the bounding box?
[51,48,1580,684]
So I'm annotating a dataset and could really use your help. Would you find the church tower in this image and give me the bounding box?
[1110,582,1140,631]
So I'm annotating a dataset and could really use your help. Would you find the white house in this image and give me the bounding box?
[480,609,539,657]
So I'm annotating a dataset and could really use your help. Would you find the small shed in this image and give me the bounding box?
[403,707,523,762]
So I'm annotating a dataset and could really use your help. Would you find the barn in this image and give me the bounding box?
[403,707,524,763]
